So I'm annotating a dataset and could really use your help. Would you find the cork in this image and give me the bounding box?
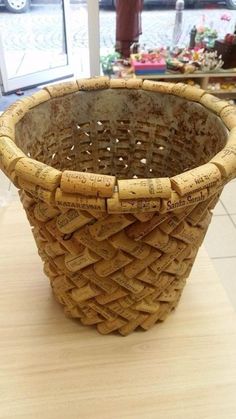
[60,170,116,197]
[158,206,194,234]
[44,81,78,98]
[132,285,155,302]
[142,80,174,94]
[134,299,160,314]
[109,301,138,321]
[143,228,168,249]
[94,250,132,277]
[0,136,25,173]
[2,100,28,124]
[187,195,216,226]
[89,214,135,241]
[18,178,55,204]
[44,262,57,278]
[126,213,169,241]
[210,145,236,179]
[159,289,177,303]
[21,89,51,109]
[109,230,151,259]
[171,221,202,244]
[111,271,144,294]
[140,310,161,330]
[0,116,15,139]
[45,242,65,258]
[82,266,118,294]
[118,177,171,199]
[150,242,186,274]
[86,209,107,219]
[15,157,62,191]
[137,267,158,284]
[227,128,236,147]
[65,248,100,272]
[119,314,147,336]
[77,76,110,91]
[126,79,143,89]
[52,275,74,292]
[109,79,127,88]
[33,202,60,222]
[153,273,175,296]
[161,189,208,213]
[107,191,161,214]
[134,212,155,222]
[124,249,161,278]
[97,318,126,335]
[71,283,100,303]
[171,83,188,97]
[171,163,221,196]
[80,315,102,326]
[220,106,236,129]
[46,219,83,255]
[200,94,230,115]
[55,188,106,212]
[74,225,116,260]
[180,85,206,102]
[88,301,115,321]
[56,209,93,234]
[96,288,127,305]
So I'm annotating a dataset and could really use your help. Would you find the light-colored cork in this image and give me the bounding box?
[60,170,115,197]
[220,106,236,129]
[210,145,236,179]
[34,202,60,222]
[171,163,221,196]
[44,81,78,98]
[56,209,93,234]
[161,189,208,213]
[18,178,55,204]
[118,177,171,200]
[200,94,231,115]
[109,230,151,259]
[77,76,110,91]
[109,79,127,88]
[126,79,143,89]
[20,89,51,109]
[65,248,100,272]
[0,136,25,173]
[142,80,174,94]
[124,249,161,279]
[15,157,61,191]
[0,116,15,139]
[111,271,144,294]
[107,191,161,214]
[74,225,117,260]
[94,250,132,277]
[2,100,28,124]
[89,214,135,241]
[55,188,106,211]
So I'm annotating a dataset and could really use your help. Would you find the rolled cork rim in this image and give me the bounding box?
[0,78,235,216]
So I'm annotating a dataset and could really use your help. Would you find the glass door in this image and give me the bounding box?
[0,0,73,93]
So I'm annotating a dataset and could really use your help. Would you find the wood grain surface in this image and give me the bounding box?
[0,200,236,419]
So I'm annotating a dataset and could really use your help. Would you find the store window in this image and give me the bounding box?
[99,0,236,99]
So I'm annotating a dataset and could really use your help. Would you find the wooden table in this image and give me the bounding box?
[1,200,236,419]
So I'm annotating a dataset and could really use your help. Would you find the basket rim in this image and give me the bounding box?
[0,77,236,214]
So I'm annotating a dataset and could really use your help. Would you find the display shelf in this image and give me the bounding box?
[134,70,236,99]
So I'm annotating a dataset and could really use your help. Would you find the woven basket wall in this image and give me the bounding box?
[1,77,236,336]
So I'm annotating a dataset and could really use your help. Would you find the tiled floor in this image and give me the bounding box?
[204,179,236,310]
[0,171,236,310]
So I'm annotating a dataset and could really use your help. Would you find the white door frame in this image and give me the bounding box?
[0,0,73,93]
[87,0,100,77]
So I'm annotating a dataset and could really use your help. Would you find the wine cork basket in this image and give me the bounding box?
[1,77,236,336]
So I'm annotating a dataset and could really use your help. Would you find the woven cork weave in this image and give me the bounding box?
[1,77,236,335]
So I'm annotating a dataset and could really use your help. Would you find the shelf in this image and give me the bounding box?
[135,71,236,79]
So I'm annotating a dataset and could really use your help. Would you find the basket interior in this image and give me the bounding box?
[15,89,228,179]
